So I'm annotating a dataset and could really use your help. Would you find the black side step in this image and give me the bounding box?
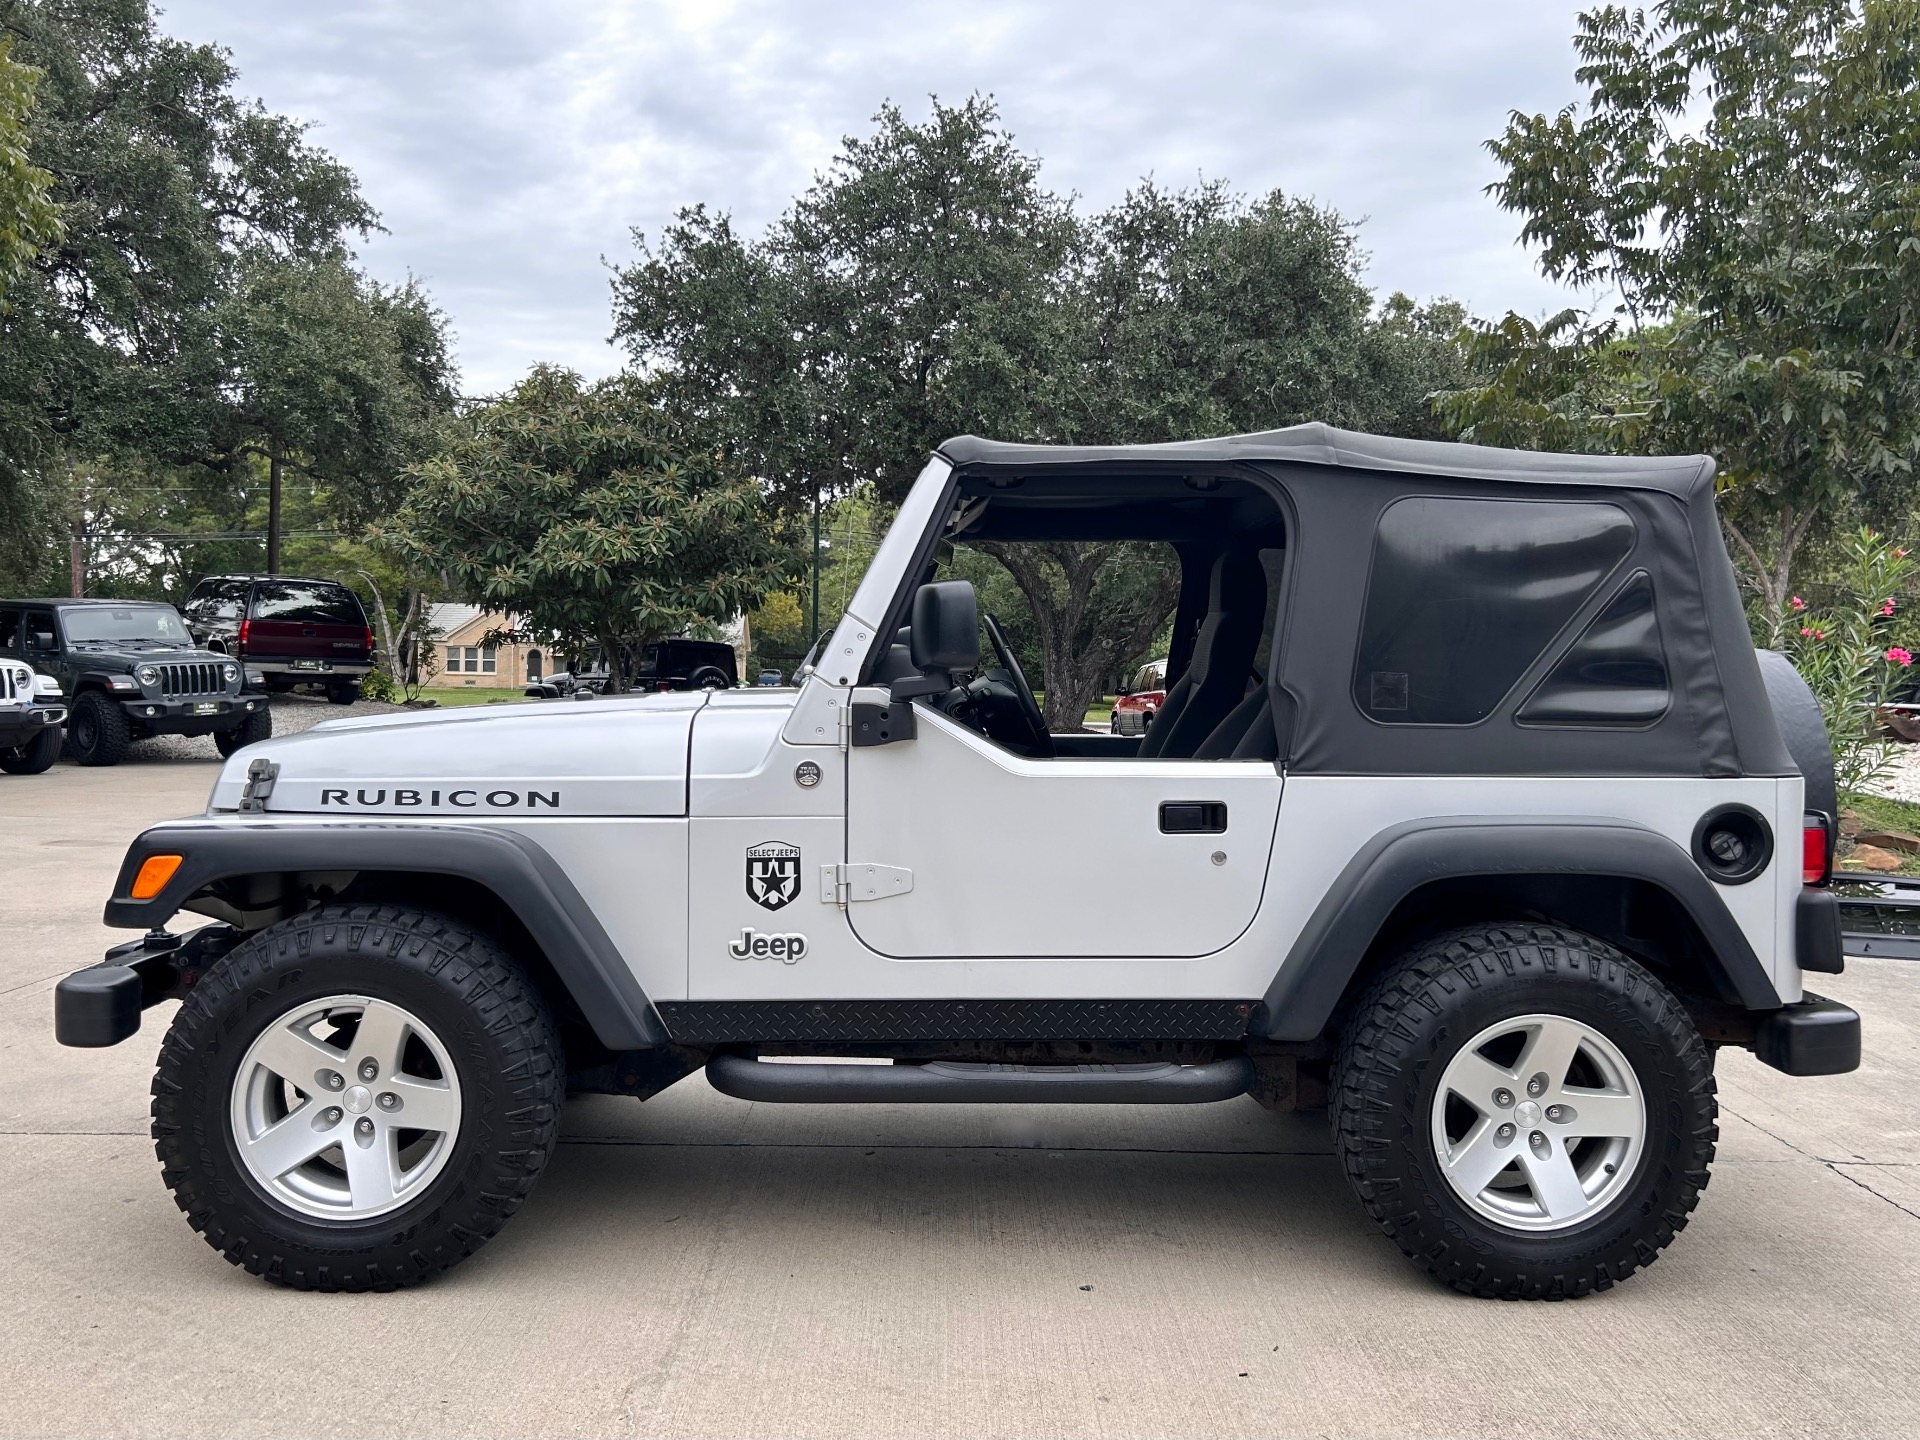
[705,1053,1254,1105]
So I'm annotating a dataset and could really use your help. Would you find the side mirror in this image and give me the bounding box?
[892,581,977,700]
[909,581,978,672]
[30,631,54,651]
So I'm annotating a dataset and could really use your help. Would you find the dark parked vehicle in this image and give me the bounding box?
[1,600,269,766]
[525,639,737,698]
[183,575,374,704]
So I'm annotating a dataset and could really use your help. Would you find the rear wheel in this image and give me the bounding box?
[0,725,61,773]
[1331,923,1716,1299]
[66,692,130,766]
[326,680,360,705]
[152,904,562,1291]
[214,706,272,758]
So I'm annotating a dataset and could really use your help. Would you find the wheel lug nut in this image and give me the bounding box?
[1526,1073,1547,1098]
[1495,1122,1516,1144]
[321,1071,344,1091]
[322,1107,342,1126]
[377,1092,399,1111]
[1529,1130,1550,1156]
[1493,1088,1514,1108]
[1546,1104,1568,1123]
[358,1059,379,1082]
[355,1117,374,1136]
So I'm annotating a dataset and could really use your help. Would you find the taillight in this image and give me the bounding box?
[1803,813,1831,885]
[364,626,375,653]
[237,618,250,654]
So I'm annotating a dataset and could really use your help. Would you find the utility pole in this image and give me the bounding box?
[266,451,282,575]
[810,480,821,646]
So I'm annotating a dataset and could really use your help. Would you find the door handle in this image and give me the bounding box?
[1159,802,1227,834]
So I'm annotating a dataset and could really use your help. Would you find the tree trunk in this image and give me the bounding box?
[602,631,626,694]
[267,451,283,575]
[1723,505,1819,647]
[975,541,1180,733]
[357,570,395,672]
[69,517,84,598]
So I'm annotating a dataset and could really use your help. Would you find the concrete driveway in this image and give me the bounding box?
[2,754,1916,1439]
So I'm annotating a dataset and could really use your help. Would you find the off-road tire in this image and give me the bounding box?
[66,691,131,766]
[0,725,62,773]
[152,904,563,1291]
[214,706,273,758]
[326,681,360,705]
[1331,923,1717,1300]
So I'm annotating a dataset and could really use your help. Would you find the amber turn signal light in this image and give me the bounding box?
[130,853,184,900]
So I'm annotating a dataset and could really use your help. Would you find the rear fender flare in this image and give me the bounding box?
[1249,816,1781,1042]
[104,821,668,1049]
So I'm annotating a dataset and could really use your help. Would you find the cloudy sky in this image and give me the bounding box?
[158,0,1594,395]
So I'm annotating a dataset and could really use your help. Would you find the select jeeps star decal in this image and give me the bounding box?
[745,840,802,911]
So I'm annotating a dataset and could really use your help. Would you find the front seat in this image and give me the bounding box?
[1138,549,1267,759]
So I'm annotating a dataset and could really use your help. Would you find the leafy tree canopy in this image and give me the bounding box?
[0,33,58,305]
[1442,0,1920,630]
[614,96,1465,722]
[375,367,797,692]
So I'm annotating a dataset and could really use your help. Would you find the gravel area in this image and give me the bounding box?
[1863,743,1920,804]
[98,692,412,766]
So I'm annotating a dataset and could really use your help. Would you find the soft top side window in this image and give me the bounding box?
[1353,496,1636,726]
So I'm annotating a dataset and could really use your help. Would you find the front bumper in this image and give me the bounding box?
[1753,993,1861,1076]
[117,693,265,733]
[54,925,240,1047]
[0,703,65,744]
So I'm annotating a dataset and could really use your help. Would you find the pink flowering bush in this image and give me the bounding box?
[1786,527,1919,797]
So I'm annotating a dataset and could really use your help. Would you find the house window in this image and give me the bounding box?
[446,645,498,674]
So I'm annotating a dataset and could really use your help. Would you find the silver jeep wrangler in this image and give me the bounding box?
[57,425,1857,1297]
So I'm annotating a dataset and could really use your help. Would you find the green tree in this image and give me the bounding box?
[0,33,58,305]
[376,367,796,693]
[616,97,1464,727]
[0,0,452,591]
[1446,0,1920,632]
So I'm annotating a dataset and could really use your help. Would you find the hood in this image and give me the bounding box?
[208,691,722,817]
[67,642,233,670]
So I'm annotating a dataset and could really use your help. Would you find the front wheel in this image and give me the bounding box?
[1332,923,1716,1299]
[0,725,62,773]
[152,904,563,1291]
[66,692,131,766]
[214,706,272,757]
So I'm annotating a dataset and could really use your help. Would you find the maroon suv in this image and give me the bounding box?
[183,576,374,704]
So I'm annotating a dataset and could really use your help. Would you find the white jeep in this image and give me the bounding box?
[56,425,1858,1298]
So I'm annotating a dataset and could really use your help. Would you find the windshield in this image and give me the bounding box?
[61,605,192,646]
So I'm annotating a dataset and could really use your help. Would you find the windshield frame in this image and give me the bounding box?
[58,604,194,647]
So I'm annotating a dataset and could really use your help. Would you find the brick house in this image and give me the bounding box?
[424,604,547,691]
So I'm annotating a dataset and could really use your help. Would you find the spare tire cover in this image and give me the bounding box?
[1755,648,1836,820]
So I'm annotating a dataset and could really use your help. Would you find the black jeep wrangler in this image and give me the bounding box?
[524,637,737,697]
[2,599,272,766]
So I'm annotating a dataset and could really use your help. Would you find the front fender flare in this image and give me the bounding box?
[1249,816,1781,1042]
[104,820,668,1049]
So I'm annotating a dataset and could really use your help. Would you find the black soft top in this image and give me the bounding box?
[939,424,1718,499]
[933,424,1792,782]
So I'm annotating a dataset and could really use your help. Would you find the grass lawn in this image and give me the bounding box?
[414,687,533,708]
[1840,791,1920,875]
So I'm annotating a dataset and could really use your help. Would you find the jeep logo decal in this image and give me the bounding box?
[728,927,807,963]
[745,840,801,911]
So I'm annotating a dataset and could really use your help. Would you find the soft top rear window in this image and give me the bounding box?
[248,582,365,625]
[1353,496,1636,725]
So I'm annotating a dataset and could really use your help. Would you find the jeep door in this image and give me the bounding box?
[844,709,1280,958]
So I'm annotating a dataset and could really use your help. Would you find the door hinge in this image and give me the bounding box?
[819,862,914,907]
[835,698,852,751]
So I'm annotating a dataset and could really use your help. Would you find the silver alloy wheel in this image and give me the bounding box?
[1429,1012,1646,1232]
[229,994,462,1221]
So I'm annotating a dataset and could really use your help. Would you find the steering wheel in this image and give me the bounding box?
[981,613,1050,756]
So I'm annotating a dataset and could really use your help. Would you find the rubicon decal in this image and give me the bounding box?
[318,787,561,809]
[745,840,802,910]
